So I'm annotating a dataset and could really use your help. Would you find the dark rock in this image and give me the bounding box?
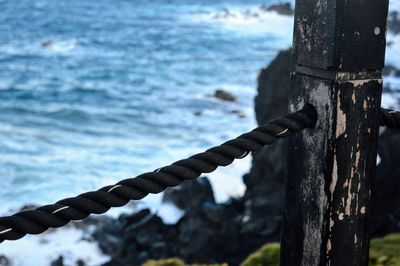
[261,3,294,16]
[163,177,215,211]
[51,256,64,266]
[383,65,399,76]
[230,109,246,118]
[243,9,260,18]
[388,11,400,35]
[176,198,249,265]
[150,241,168,258]
[193,111,203,116]
[0,255,10,266]
[383,65,400,79]
[93,208,176,266]
[18,204,39,212]
[373,128,400,236]
[214,89,237,102]
[42,41,53,49]
[213,8,236,20]
[242,50,291,237]
[76,259,85,266]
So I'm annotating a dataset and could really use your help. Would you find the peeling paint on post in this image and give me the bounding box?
[280,0,389,265]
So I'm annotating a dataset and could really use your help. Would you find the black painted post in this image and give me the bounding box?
[281,0,389,265]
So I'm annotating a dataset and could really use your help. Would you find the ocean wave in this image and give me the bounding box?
[390,1,400,13]
[0,225,109,266]
[188,5,294,37]
[0,38,79,58]
[386,33,400,69]
[382,91,400,110]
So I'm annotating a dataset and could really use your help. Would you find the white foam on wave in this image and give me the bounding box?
[208,155,251,203]
[0,226,109,266]
[0,38,78,58]
[384,76,400,90]
[41,39,77,53]
[189,6,294,39]
[101,197,185,225]
[389,1,400,13]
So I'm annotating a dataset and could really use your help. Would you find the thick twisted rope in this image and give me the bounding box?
[0,104,317,243]
[380,108,400,129]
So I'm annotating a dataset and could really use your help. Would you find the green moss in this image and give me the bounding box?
[191,264,227,266]
[143,258,186,266]
[239,234,400,266]
[142,258,227,266]
[369,234,400,266]
[240,243,280,266]
[144,234,400,266]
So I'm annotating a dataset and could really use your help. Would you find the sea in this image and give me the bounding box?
[0,0,399,264]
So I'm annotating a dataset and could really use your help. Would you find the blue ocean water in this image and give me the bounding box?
[0,0,295,212]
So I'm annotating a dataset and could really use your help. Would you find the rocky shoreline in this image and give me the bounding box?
[1,3,400,266]
[91,50,400,266]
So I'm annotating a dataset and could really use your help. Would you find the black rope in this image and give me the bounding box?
[0,104,317,243]
[380,108,400,129]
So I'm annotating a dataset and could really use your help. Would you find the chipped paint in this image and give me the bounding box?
[330,157,338,199]
[336,92,347,137]
[350,79,371,87]
[364,100,368,110]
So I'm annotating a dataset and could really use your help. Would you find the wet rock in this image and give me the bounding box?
[213,8,236,19]
[18,204,39,212]
[230,109,246,118]
[76,259,85,266]
[176,198,249,265]
[261,3,294,16]
[163,177,215,211]
[51,256,64,266]
[42,41,53,49]
[214,89,237,102]
[243,9,260,18]
[0,255,11,266]
[383,65,399,76]
[93,208,177,266]
[374,128,400,236]
[150,241,168,258]
[75,260,85,266]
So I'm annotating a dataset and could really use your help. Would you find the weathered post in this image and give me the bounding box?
[281,0,389,265]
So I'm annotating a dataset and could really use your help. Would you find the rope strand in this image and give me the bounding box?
[0,104,318,243]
